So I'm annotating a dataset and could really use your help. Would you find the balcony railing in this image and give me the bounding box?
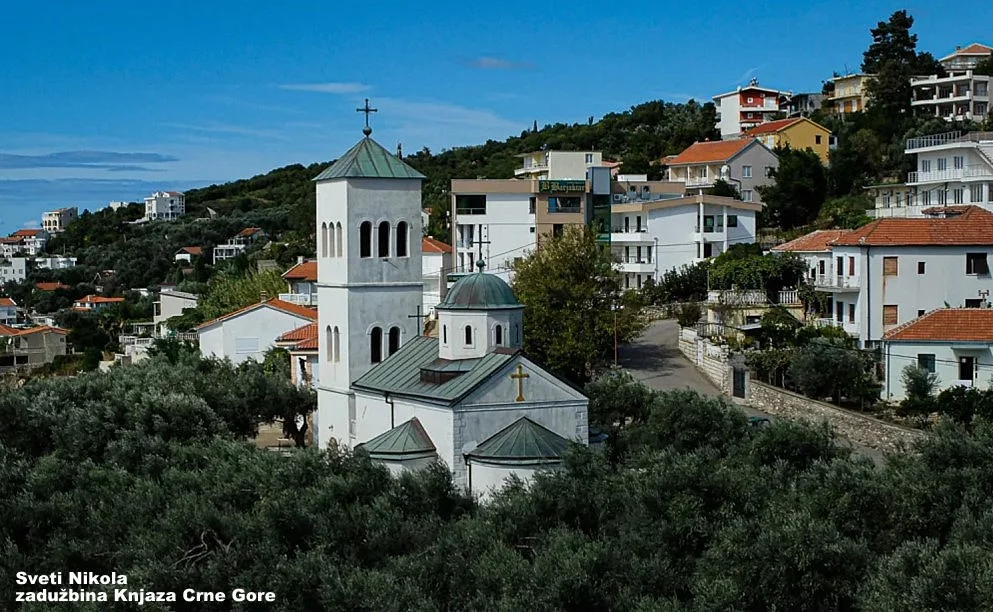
[619,256,653,264]
[611,227,649,233]
[707,289,801,306]
[693,225,725,233]
[813,275,860,289]
[907,167,993,183]
[279,293,317,306]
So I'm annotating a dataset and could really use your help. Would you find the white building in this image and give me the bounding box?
[174,246,203,263]
[213,227,266,264]
[515,150,603,180]
[865,183,917,218]
[8,229,49,255]
[450,179,535,281]
[108,201,129,211]
[73,295,124,313]
[911,43,992,123]
[314,129,589,500]
[814,206,993,346]
[0,298,17,324]
[610,192,760,289]
[882,308,993,401]
[33,256,77,270]
[280,258,317,306]
[901,131,993,216]
[0,257,27,284]
[42,207,77,233]
[143,191,185,222]
[771,229,854,285]
[154,288,199,329]
[275,322,319,390]
[422,236,452,317]
[664,139,779,206]
[196,297,317,366]
[712,78,792,138]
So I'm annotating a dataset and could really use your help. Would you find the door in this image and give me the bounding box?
[959,356,976,384]
[732,366,746,398]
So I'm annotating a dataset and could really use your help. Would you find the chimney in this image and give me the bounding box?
[260,291,268,302]
[956,45,961,51]
[297,255,304,264]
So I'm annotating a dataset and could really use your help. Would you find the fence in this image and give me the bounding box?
[677,327,732,394]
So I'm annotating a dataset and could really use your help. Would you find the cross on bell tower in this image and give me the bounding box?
[356,98,378,136]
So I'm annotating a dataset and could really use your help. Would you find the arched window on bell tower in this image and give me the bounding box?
[370,327,383,363]
[388,326,400,355]
[378,222,390,257]
[321,223,328,258]
[328,221,336,257]
[335,222,343,257]
[464,325,473,346]
[325,325,333,361]
[333,327,340,362]
[360,222,372,258]
[396,221,408,257]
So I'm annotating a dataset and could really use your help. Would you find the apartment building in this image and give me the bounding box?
[712,79,792,138]
[154,287,199,330]
[771,229,853,285]
[514,150,603,180]
[782,92,825,118]
[42,207,78,233]
[213,227,266,264]
[143,191,186,221]
[911,43,992,122]
[744,117,832,164]
[0,257,27,284]
[664,139,779,206]
[865,183,916,218]
[902,131,993,215]
[812,206,993,346]
[450,179,535,280]
[610,192,760,290]
[828,74,874,114]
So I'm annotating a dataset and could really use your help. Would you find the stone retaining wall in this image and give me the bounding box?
[677,328,731,394]
[747,381,926,454]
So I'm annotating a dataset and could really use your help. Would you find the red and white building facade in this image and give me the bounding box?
[712,79,792,138]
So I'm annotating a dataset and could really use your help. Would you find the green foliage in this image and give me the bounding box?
[902,365,940,401]
[756,145,828,229]
[168,269,289,331]
[861,11,944,116]
[649,262,709,304]
[788,338,880,405]
[975,53,993,77]
[709,248,807,301]
[817,194,874,229]
[757,306,802,347]
[674,302,702,327]
[934,386,993,429]
[707,178,741,199]
[512,226,646,384]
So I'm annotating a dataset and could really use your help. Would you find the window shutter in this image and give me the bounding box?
[882,305,898,326]
[882,257,898,276]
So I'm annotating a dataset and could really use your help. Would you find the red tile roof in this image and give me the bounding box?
[665,139,755,165]
[745,118,801,135]
[195,298,317,330]
[951,43,993,56]
[884,308,993,342]
[237,227,264,237]
[0,297,16,307]
[772,229,853,253]
[165,191,184,196]
[11,229,45,237]
[282,260,317,281]
[35,282,69,291]
[74,295,125,305]
[422,236,452,254]
[831,206,993,246]
[17,325,67,337]
[0,324,19,336]
[277,322,318,350]
[0,237,24,245]
[177,246,203,256]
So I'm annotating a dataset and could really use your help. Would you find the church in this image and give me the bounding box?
[313,107,590,499]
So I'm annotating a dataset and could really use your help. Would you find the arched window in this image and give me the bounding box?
[333,326,340,362]
[495,324,503,346]
[360,222,372,258]
[464,325,473,346]
[388,326,400,356]
[325,325,333,361]
[442,325,447,344]
[321,223,328,258]
[513,324,520,344]
[328,221,336,257]
[378,221,390,257]
[335,223,343,257]
[396,221,408,257]
[370,327,382,363]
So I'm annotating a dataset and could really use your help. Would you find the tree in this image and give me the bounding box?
[860,11,942,116]
[817,194,874,229]
[898,365,940,426]
[788,338,879,405]
[975,53,993,77]
[757,146,828,229]
[512,226,646,384]
[707,179,741,199]
[862,10,918,73]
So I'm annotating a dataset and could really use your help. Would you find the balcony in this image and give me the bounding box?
[814,318,860,337]
[279,293,317,306]
[618,258,655,274]
[609,228,653,243]
[693,225,726,243]
[813,275,859,291]
[514,163,549,177]
[907,166,993,183]
[740,100,780,110]
[905,131,993,151]
[707,289,801,306]
[685,178,714,188]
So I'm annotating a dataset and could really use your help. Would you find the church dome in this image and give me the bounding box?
[438,262,521,310]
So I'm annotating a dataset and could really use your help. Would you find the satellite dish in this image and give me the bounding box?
[720,165,731,181]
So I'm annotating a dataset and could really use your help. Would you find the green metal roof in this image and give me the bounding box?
[465,417,571,465]
[313,136,426,181]
[356,417,436,460]
[352,336,517,404]
[437,268,522,311]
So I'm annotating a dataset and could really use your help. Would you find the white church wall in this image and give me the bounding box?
[437,309,523,360]
[468,462,562,503]
[353,390,456,470]
[375,455,440,477]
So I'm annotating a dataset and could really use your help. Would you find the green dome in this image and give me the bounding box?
[439,267,521,310]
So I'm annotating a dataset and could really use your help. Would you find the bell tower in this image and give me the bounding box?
[314,101,426,450]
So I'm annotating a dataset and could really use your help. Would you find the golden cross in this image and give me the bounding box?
[510,364,529,402]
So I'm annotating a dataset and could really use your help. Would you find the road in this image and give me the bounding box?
[619,319,885,464]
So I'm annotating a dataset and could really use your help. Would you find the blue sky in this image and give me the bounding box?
[0,0,989,232]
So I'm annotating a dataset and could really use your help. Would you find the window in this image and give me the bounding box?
[530,226,535,233]
[746,112,754,119]
[335,223,343,257]
[917,309,925,317]
[235,337,259,354]
[388,327,400,356]
[553,224,564,238]
[328,222,336,257]
[922,191,931,206]
[746,96,754,103]
[442,325,447,344]
[625,275,630,289]
[378,222,390,257]
[333,327,340,362]
[966,253,990,275]
[959,356,975,381]
[848,303,855,323]
[764,166,773,177]
[971,184,983,203]
[495,324,503,345]
[528,197,536,214]
[937,158,947,171]
[326,326,333,361]
[636,215,642,231]
[849,256,856,276]
[938,190,947,206]
[370,327,383,363]
[513,324,520,344]
[321,222,328,257]
[883,256,898,276]
[836,301,844,322]
[883,305,898,326]
[396,222,408,257]
[464,325,473,346]
[741,190,753,202]
[954,188,964,204]
[917,354,936,373]
[917,261,925,274]
[742,165,752,178]
[360,222,372,258]
[815,135,822,145]
[703,243,713,258]
[727,215,738,227]
[954,155,964,169]
[921,159,931,172]
[455,194,487,215]
[966,298,983,308]
[585,153,594,164]
[548,196,581,213]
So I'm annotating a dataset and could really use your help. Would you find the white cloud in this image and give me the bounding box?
[462,57,533,70]
[373,97,522,147]
[161,122,289,141]
[278,82,371,94]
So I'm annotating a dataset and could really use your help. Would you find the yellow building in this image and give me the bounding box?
[744,117,832,164]
[829,73,874,115]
